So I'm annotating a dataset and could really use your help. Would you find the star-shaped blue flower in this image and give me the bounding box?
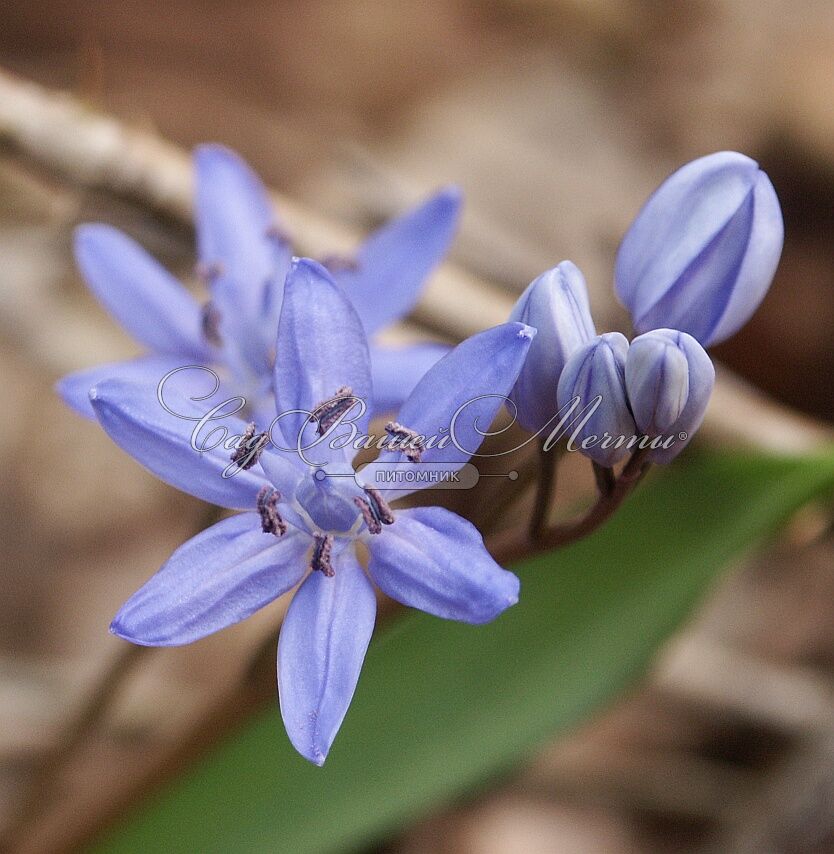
[89,258,533,765]
[58,145,459,422]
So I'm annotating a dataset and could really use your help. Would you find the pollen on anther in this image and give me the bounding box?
[385,421,425,463]
[311,532,335,576]
[313,386,356,436]
[354,486,394,535]
[257,486,287,536]
[230,423,269,470]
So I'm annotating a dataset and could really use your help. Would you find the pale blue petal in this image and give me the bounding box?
[111,514,309,645]
[626,329,715,464]
[74,224,210,359]
[556,332,637,467]
[708,170,783,345]
[508,261,596,432]
[278,548,376,765]
[56,355,198,420]
[90,375,268,509]
[369,341,450,415]
[377,323,534,489]
[367,506,519,624]
[194,144,290,372]
[615,152,783,346]
[336,187,461,334]
[274,259,372,460]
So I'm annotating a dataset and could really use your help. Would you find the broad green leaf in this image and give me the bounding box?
[92,450,834,854]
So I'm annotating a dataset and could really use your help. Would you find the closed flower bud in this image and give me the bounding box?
[508,261,596,432]
[556,332,636,467]
[615,152,784,347]
[625,329,715,464]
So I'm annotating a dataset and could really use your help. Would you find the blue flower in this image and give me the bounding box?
[508,261,596,432]
[90,258,533,765]
[615,151,783,346]
[625,329,715,464]
[58,144,461,421]
[556,332,636,467]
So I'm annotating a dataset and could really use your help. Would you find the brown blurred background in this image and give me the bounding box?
[1,1,834,852]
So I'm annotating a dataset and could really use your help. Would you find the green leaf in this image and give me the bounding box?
[93,450,834,854]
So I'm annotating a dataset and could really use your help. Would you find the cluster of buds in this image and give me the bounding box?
[510,151,783,469]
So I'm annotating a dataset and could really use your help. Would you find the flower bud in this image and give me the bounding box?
[615,152,783,347]
[556,332,636,467]
[625,329,715,464]
[508,261,596,432]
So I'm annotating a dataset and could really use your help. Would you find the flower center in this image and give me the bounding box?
[294,464,362,533]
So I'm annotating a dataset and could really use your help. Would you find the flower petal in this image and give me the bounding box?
[74,224,210,359]
[556,332,637,467]
[507,261,596,432]
[615,152,783,346]
[111,513,309,646]
[194,144,291,370]
[336,187,461,334]
[378,323,534,484]
[625,329,715,464]
[367,506,519,624]
[56,354,197,420]
[90,373,268,509]
[369,341,450,415]
[278,547,376,765]
[274,259,372,457]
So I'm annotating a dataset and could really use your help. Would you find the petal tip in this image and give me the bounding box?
[515,323,537,342]
[435,184,464,209]
[290,256,333,281]
[193,142,237,165]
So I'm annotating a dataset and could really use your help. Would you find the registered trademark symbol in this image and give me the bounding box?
[679,432,688,440]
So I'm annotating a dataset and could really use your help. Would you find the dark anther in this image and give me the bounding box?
[257,486,287,537]
[311,532,335,576]
[353,487,395,535]
[201,301,222,347]
[230,422,270,470]
[321,254,361,274]
[385,421,425,462]
[313,386,356,435]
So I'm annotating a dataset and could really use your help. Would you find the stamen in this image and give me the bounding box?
[353,487,395,535]
[257,486,287,537]
[321,254,361,274]
[385,421,425,462]
[201,301,222,347]
[313,386,356,436]
[230,422,270,470]
[311,532,335,576]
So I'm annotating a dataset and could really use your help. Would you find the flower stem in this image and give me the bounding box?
[493,449,651,563]
[529,438,558,540]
